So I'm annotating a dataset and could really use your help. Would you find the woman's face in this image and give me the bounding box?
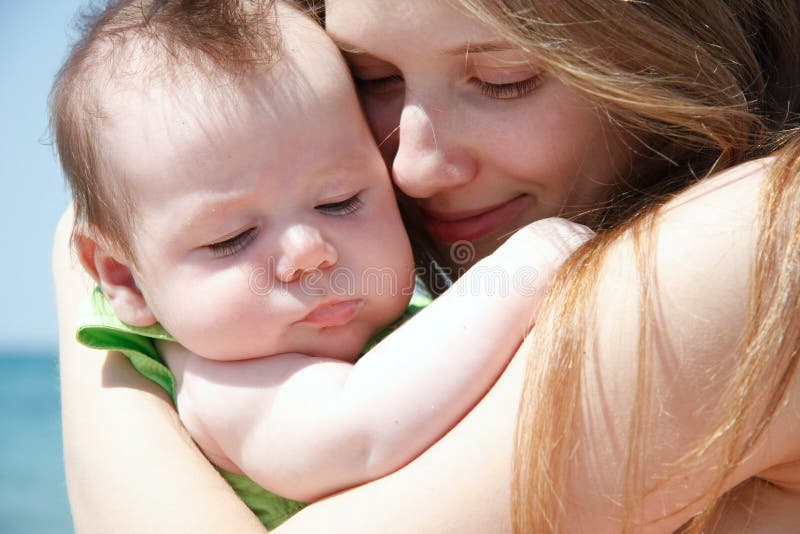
[326,0,631,268]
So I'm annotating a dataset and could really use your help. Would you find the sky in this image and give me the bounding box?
[0,1,86,352]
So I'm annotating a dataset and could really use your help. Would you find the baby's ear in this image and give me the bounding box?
[75,233,157,327]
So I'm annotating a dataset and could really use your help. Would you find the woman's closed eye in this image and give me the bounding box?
[353,74,404,95]
[344,53,404,96]
[471,75,541,100]
[316,194,364,216]
[207,227,258,258]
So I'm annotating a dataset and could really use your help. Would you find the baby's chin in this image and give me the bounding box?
[205,320,378,363]
[181,332,366,363]
[306,335,369,363]
[312,322,388,363]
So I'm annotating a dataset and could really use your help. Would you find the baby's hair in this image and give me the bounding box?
[50,0,283,261]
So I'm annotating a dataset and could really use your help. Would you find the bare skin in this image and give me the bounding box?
[56,157,800,533]
[55,213,265,534]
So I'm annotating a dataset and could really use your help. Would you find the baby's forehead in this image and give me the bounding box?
[91,11,361,199]
[93,68,287,204]
[88,1,349,133]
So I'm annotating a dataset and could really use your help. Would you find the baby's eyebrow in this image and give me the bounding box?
[173,194,249,236]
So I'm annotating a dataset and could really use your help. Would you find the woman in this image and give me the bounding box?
[54,0,800,531]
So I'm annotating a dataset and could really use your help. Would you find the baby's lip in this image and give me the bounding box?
[299,299,364,327]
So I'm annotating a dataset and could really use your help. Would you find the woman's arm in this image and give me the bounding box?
[54,207,267,534]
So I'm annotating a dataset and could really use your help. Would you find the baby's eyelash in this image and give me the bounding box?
[207,227,257,258]
[315,194,364,216]
[473,75,541,100]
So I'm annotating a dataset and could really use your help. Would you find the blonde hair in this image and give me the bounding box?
[450,1,800,531]
[50,0,282,261]
[456,0,798,227]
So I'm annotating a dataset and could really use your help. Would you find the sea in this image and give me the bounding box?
[0,353,74,534]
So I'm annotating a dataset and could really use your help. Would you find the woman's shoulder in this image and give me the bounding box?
[577,152,800,529]
[666,155,773,209]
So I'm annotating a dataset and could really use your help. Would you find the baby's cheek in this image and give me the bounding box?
[157,282,254,360]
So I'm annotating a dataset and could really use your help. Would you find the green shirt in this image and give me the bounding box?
[76,287,430,529]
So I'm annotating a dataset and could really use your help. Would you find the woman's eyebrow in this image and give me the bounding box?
[330,38,515,57]
[443,41,516,56]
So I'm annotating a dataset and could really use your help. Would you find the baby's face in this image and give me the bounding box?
[101,9,415,361]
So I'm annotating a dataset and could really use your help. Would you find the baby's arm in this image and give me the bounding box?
[164,218,593,503]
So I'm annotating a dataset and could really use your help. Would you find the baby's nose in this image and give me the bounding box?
[275,225,338,283]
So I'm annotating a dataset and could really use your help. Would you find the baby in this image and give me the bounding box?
[53,0,591,528]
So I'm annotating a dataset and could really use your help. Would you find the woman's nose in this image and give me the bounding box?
[275,225,338,283]
[391,103,477,199]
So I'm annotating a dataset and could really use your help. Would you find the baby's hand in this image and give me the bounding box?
[483,217,595,319]
[504,217,595,263]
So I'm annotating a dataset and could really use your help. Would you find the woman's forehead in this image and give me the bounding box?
[325,0,497,54]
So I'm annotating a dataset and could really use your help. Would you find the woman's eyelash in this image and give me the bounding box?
[316,194,364,216]
[207,228,257,258]
[473,76,541,100]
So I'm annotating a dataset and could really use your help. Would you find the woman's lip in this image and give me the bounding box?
[300,299,364,327]
[421,195,529,243]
